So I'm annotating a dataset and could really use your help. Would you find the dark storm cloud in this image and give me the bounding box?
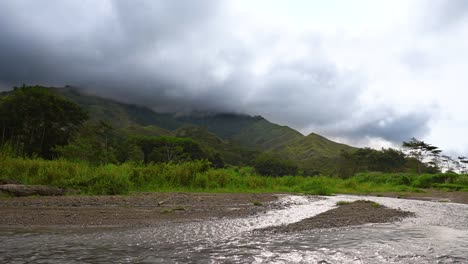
[320,109,435,144]
[0,0,433,145]
[0,0,219,95]
[335,112,431,143]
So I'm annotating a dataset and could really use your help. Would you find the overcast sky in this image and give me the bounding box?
[1,0,467,154]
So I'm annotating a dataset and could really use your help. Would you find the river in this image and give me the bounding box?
[1,195,467,263]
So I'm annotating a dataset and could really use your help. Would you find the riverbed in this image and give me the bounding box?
[1,194,467,263]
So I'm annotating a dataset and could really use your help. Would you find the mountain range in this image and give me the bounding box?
[51,87,356,173]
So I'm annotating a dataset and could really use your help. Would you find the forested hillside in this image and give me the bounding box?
[50,86,355,171]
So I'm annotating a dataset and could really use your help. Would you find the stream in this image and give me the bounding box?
[1,195,467,263]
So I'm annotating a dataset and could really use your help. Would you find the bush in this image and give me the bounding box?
[300,178,332,195]
[161,160,211,187]
[0,157,132,195]
[85,166,132,195]
[1,156,467,195]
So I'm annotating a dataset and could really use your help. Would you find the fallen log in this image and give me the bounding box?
[0,184,70,197]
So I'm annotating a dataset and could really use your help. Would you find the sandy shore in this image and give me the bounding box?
[0,193,280,228]
[367,189,468,204]
[259,200,414,233]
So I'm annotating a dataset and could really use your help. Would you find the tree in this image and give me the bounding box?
[335,148,407,177]
[402,137,440,174]
[55,121,117,165]
[132,136,206,164]
[0,86,88,158]
[458,156,468,174]
[370,148,407,173]
[253,154,298,177]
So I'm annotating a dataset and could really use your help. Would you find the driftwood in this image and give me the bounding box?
[0,184,70,197]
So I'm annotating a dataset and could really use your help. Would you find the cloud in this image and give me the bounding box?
[0,0,446,148]
[300,104,434,148]
[422,0,468,30]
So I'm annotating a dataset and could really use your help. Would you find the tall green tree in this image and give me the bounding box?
[0,86,88,158]
[402,137,440,174]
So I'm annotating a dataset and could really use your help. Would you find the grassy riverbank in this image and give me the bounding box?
[1,157,467,196]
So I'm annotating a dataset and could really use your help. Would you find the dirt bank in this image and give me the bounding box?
[0,192,280,228]
[259,200,414,233]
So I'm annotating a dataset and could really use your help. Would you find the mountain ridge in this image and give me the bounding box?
[17,86,356,171]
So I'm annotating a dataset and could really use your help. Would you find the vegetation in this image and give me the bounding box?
[0,85,467,197]
[336,148,407,178]
[47,86,357,171]
[402,137,441,174]
[336,201,351,206]
[1,154,467,196]
[0,86,88,158]
[253,154,298,177]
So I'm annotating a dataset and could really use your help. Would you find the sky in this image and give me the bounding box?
[0,0,468,154]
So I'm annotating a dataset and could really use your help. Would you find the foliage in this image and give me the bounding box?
[55,121,117,165]
[336,148,408,178]
[1,157,467,196]
[402,137,441,174]
[132,135,207,164]
[0,86,88,158]
[253,154,298,177]
[0,157,132,195]
[354,172,468,191]
[51,87,358,172]
[336,201,351,206]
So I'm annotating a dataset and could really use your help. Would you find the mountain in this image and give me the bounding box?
[51,87,183,130]
[50,86,355,171]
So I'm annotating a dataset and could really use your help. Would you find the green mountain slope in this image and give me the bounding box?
[176,113,263,138]
[119,125,172,137]
[174,126,260,165]
[232,119,303,150]
[46,86,356,170]
[274,133,354,159]
[52,87,183,130]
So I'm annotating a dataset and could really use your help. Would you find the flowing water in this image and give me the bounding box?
[1,195,467,263]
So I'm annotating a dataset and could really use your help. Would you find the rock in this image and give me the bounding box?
[0,184,71,197]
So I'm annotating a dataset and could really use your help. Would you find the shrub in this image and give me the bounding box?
[300,179,332,195]
[85,169,132,195]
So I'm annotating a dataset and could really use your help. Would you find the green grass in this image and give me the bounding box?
[1,157,467,196]
[336,201,351,206]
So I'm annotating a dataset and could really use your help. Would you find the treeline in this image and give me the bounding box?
[336,137,468,178]
[0,86,87,158]
[0,86,226,168]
